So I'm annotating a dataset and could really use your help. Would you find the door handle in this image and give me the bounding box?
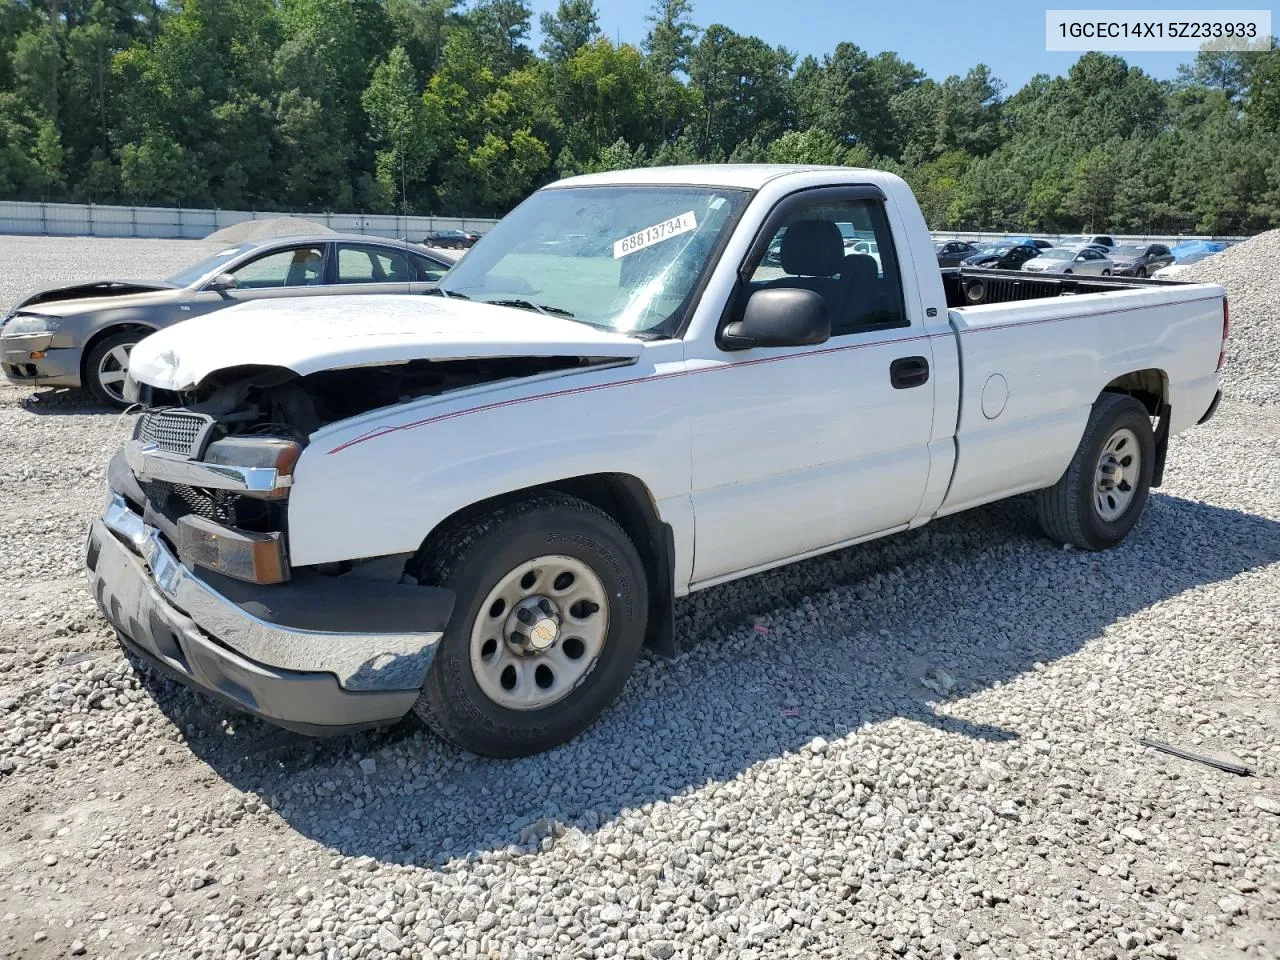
[890,356,930,389]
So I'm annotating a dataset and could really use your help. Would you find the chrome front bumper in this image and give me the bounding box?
[92,493,445,691]
[124,438,291,495]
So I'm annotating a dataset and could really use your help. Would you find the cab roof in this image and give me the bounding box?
[550,164,877,191]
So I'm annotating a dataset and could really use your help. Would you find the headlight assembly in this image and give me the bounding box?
[203,436,302,499]
[2,314,59,337]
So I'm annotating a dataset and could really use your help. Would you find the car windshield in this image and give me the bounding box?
[1057,237,1087,247]
[977,243,1016,255]
[167,245,252,286]
[436,185,751,337]
[1038,249,1077,260]
[1110,245,1145,258]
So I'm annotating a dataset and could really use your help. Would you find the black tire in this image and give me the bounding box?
[413,492,648,757]
[1035,393,1155,550]
[1063,269,1073,275]
[1136,267,1147,278]
[84,330,140,408]
[1102,269,1111,276]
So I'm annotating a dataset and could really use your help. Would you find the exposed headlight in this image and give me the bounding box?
[203,436,302,499]
[2,314,59,337]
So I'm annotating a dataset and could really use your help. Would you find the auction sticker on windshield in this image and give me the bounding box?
[613,211,698,259]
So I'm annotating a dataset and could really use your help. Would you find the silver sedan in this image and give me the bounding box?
[1021,246,1114,276]
[1,235,455,407]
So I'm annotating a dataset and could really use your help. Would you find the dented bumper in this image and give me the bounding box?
[86,492,454,734]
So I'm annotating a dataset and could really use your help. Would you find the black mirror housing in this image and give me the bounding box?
[721,287,830,350]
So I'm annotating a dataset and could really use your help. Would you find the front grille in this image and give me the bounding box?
[134,409,214,458]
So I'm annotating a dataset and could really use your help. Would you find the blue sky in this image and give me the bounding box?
[529,0,1244,92]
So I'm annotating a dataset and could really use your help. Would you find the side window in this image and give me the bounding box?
[410,253,448,282]
[229,245,326,289]
[337,245,412,284]
[746,196,907,336]
[1151,245,1168,256]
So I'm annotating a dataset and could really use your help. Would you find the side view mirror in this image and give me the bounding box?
[206,272,239,292]
[721,287,830,350]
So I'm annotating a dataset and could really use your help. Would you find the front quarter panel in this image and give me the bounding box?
[286,340,692,568]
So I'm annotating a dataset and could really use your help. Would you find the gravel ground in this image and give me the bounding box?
[1177,229,1280,406]
[1,235,1278,960]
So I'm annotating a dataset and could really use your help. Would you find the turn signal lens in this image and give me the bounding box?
[177,515,289,584]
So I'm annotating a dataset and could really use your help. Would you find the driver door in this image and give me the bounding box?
[182,242,332,316]
[686,187,937,585]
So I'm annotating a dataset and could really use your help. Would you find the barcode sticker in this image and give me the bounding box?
[613,211,698,259]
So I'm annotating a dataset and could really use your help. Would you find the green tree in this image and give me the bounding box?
[689,24,793,158]
[363,46,428,212]
[643,0,697,76]
[539,0,600,65]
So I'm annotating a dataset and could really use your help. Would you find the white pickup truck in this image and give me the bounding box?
[87,165,1227,757]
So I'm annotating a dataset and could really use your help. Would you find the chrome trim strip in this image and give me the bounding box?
[124,439,292,493]
[99,495,440,689]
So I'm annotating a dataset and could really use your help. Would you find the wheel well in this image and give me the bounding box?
[413,474,677,657]
[1103,368,1167,416]
[79,323,155,382]
[1103,368,1170,486]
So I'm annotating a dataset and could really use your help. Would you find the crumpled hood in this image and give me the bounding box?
[10,280,180,317]
[128,294,645,391]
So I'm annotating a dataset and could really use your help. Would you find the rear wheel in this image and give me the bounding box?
[413,492,648,757]
[1035,393,1155,550]
[84,331,140,408]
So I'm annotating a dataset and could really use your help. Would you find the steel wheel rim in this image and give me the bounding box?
[1094,426,1141,522]
[469,554,609,711]
[96,342,134,403]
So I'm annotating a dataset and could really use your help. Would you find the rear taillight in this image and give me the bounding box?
[1218,299,1229,371]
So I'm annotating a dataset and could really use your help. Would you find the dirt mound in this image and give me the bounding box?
[1176,229,1280,405]
[205,216,333,244]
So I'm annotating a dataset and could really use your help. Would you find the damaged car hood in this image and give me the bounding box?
[10,280,181,317]
[128,294,646,391]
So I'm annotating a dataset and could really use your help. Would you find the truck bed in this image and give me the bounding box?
[941,267,1187,308]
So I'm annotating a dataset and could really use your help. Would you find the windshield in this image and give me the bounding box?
[1038,248,1076,260]
[1110,245,1145,258]
[436,185,751,337]
[167,245,251,287]
[977,243,1015,255]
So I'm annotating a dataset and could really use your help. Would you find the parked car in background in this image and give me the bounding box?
[1,235,455,407]
[1004,236,1054,250]
[1058,234,1115,250]
[1021,246,1114,275]
[1108,243,1175,278]
[1153,249,1221,279]
[422,229,481,249]
[935,240,978,267]
[962,241,1042,270]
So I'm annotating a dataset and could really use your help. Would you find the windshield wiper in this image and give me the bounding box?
[484,298,575,318]
[430,288,470,299]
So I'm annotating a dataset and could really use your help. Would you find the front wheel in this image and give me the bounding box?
[1101,269,1112,276]
[1136,267,1147,278]
[84,331,140,408]
[413,492,649,757]
[1035,393,1155,550]
[1063,269,1073,275]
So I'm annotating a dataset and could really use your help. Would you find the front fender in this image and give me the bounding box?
[286,350,692,567]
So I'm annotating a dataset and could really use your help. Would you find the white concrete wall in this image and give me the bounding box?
[0,201,499,240]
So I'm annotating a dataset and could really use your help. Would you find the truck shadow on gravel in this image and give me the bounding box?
[132,491,1280,866]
